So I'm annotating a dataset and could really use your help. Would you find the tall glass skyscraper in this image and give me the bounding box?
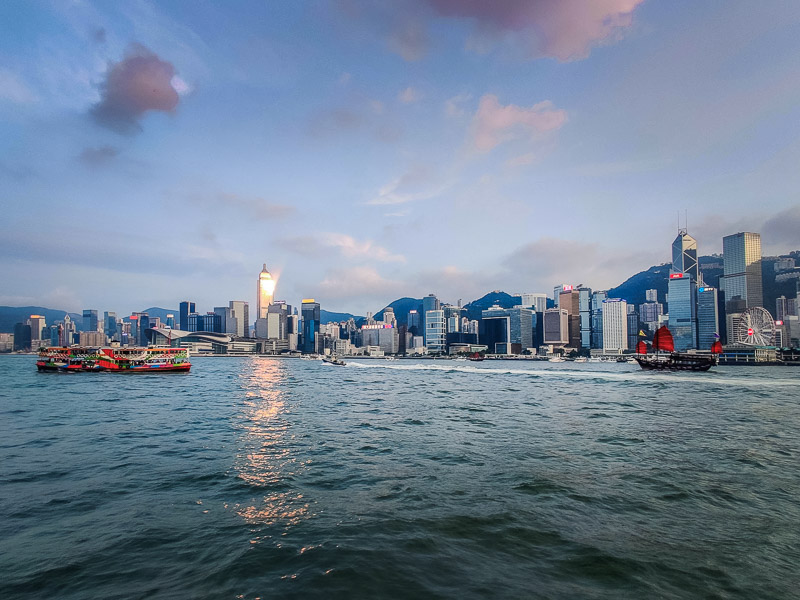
[179,301,195,331]
[422,294,439,345]
[697,286,720,350]
[83,309,99,333]
[668,273,697,351]
[301,299,320,354]
[721,232,762,309]
[257,264,275,319]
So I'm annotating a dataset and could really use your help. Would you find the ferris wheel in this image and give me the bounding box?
[735,307,776,347]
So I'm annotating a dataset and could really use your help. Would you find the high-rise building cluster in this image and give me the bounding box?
[5,233,799,354]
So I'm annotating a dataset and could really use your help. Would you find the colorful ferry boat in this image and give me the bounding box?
[37,347,191,373]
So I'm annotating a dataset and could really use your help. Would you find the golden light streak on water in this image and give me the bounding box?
[232,358,312,530]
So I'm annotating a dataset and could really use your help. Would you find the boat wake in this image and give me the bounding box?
[346,360,797,388]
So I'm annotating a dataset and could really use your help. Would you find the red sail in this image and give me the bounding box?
[636,340,648,354]
[652,326,674,352]
[711,340,723,354]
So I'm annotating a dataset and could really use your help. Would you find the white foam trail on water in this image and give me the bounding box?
[346,360,798,388]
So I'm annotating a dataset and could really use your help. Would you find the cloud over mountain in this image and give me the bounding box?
[91,44,182,134]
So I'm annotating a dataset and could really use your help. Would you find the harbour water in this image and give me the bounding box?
[1,355,799,599]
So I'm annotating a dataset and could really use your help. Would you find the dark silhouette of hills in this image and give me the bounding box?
[463,291,522,321]
[0,306,81,333]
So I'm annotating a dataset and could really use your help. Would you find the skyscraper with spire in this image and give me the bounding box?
[257,263,275,320]
[668,228,699,350]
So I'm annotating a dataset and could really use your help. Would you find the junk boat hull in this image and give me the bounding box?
[634,353,715,372]
[37,347,191,373]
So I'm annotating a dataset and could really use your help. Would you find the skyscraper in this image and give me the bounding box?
[104,311,117,338]
[422,294,439,345]
[721,232,762,309]
[179,301,195,331]
[602,299,628,353]
[668,272,697,351]
[697,286,720,350]
[520,293,547,314]
[558,286,581,348]
[83,309,99,333]
[481,306,532,355]
[257,264,275,320]
[672,231,699,282]
[424,309,446,354]
[578,287,592,348]
[543,308,569,346]
[28,315,46,344]
[301,299,320,354]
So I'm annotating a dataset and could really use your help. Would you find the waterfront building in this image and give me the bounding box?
[0,333,13,352]
[83,309,99,333]
[13,322,31,351]
[179,301,195,331]
[301,299,320,354]
[188,312,221,333]
[165,313,175,329]
[590,290,607,349]
[627,305,639,350]
[558,286,581,349]
[422,294,440,345]
[553,284,570,308]
[602,299,628,353]
[361,324,399,354]
[668,272,697,351]
[480,305,533,355]
[697,286,720,350]
[721,232,763,310]
[578,287,592,348]
[425,309,446,354]
[543,308,569,346]
[28,315,46,344]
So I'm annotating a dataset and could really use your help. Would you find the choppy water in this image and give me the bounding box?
[1,355,799,599]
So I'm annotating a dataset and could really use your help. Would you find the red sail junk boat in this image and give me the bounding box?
[634,326,718,372]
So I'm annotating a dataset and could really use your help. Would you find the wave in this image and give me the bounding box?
[345,360,798,388]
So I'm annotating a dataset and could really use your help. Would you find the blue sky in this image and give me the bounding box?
[1,0,799,316]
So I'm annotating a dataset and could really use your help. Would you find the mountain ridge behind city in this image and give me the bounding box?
[2,253,797,333]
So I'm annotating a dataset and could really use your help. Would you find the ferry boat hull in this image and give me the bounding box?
[36,347,191,373]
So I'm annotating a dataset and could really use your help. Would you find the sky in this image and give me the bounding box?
[1,0,799,316]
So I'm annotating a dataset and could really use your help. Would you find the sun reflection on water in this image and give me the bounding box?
[232,358,311,528]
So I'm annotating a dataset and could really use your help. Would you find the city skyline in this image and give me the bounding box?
[2,2,800,315]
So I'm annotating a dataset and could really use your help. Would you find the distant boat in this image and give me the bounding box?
[634,326,716,372]
[467,352,484,362]
[548,356,565,363]
[37,346,191,373]
[322,355,346,366]
[574,357,588,363]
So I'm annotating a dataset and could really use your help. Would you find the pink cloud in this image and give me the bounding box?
[426,0,644,61]
[471,94,567,152]
[91,44,181,134]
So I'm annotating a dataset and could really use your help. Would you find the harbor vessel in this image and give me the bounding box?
[634,326,718,372]
[322,354,346,366]
[37,347,191,373]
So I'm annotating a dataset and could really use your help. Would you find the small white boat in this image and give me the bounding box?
[548,356,565,363]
